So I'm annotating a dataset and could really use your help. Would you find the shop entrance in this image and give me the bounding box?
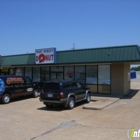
[51,72,63,80]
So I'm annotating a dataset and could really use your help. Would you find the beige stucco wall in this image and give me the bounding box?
[111,63,130,96]
[124,63,130,94]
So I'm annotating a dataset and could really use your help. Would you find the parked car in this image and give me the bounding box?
[39,80,91,109]
[0,75,40,104]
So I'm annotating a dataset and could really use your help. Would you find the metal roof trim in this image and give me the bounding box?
[1,44,139,57]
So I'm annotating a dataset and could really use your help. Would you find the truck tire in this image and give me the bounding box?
[85,92,91,103]
[67,97,75,109]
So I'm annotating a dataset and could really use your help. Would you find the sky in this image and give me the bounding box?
[0,0,140,56]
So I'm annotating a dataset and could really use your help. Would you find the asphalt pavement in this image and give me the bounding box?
[0,80,140,140]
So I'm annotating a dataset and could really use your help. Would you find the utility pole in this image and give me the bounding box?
[72,43,75,50]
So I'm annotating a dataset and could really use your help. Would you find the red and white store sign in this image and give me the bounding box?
[35,48,56,64]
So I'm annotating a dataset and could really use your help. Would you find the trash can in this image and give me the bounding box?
[130,70,136,79]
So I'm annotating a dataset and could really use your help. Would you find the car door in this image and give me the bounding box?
[76,82,86,99]
[24,76,34,95]
[70,82,81,101]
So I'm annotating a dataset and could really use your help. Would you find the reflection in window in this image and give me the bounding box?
[9,68,14,75]
[25,67,32,79]
[33,67,40,82]
[86,66,97,84]
[76,82,82,88]
[15,68,23,76]
[75,66,85,84]
[98,65,110,85]
[25,77,32,84]
[41,67,50,82]
[64,66,74,81]
[57,73,63,80]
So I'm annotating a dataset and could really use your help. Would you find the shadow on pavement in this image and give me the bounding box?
[0,95,34,105]
[37,100,88,111]
[91,94,121,99]
[122,89,139,99]
[37,105,65,111]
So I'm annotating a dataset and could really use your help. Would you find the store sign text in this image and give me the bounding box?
[35,48,56,64]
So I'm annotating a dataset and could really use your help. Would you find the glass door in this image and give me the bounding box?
[51,72,63,80]
[51,72,56,80]
[57,73,63,80]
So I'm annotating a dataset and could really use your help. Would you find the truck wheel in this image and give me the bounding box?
[2,94,11,104]
[85,93,91,103]
[67,97,75,109]
[33,89,39,98]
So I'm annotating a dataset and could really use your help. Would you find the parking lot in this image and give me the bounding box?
[0,81,140,140]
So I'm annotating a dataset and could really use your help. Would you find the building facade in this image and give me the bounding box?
[1,45,140,96]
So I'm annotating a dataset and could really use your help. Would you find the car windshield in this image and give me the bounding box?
[42,83,60,90]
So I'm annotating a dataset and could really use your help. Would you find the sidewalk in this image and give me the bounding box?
[83,95,122,110]
[83,88,138,110]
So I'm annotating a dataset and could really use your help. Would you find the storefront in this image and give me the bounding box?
[1,45,140,96]
[20,65,110,94]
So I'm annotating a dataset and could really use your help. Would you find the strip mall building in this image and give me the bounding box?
[0,45,140,96]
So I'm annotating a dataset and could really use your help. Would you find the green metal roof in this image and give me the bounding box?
[1,54,35,66]
[1,45,140,67]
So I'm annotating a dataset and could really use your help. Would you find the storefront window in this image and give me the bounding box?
[51,66,63,72]
[75,66,85,84]
[1,68,9,75]
[86,66,97,84]
[9,68,14,75]
[25,67,32,79]
[15,68,23,76]
[56,73,63,80]
[33,67,40,82]
[98,65,110,94]
[41,67,50,82]
[98,65,110,85]
[50,66,63,80]
[64,66,74,81]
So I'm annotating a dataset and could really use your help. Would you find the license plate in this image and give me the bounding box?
[48,94,53,97]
